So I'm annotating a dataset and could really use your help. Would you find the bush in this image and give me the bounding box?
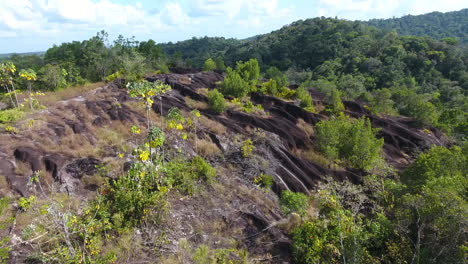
[241,139,254,157]
[219,68,250,98]
[164,156,216,195]
[296,85,315,112]
[254,173,274,189]
[325,88,345,114]
[315,115,383,170]
[402,145,467,191]
[190,156,216,183]
[265,66,288,87]
[0,108,24,123]
[235,58,260,86]
[207,89,226,114]
[260,79,280,96]
[280,191,309,216]
[203,58,216,72]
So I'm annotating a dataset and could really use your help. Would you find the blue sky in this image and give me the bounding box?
[0,0,466,53]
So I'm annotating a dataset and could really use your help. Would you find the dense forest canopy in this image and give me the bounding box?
[365,8,468,44]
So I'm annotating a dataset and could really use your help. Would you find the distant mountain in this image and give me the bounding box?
[0,51,45,59]
[364,9,468,44]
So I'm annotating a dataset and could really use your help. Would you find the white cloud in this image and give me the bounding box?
[190,0,294,28]
[315,0,467,20]
[0,0,192,40]
[161,2,191,26]
[190,0,242,18]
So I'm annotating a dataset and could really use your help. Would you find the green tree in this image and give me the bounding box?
[296,85,315,112]
[0,62,19,108]
[235,58,260,86]
[207,89,226,114]
[203,58,216,72]
[219,67,250,98]
[316,115,383,170]
[39,64,68,90]
[371,88,397,115]
[265,66,288,87]
[326,88,345,114]
[280,191,309,216]
[214,56,226,71]
[119,52,147,83]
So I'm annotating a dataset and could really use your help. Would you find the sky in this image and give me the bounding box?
[0,0,466,53]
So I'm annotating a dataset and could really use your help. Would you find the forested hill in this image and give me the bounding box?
[159,37,242,69]
[365,9,468,44]
[161,17,467,139]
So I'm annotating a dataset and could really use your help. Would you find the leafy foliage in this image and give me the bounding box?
[202,58,217,72]
[315,115,384,170]
[365,9,468,44]
[280,191,309,216]
[219,67,250,98]
[207,89,226,114]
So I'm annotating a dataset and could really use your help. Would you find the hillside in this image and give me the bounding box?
[365,9,468,44]
[0,71,455,263]
[0,9,467,264]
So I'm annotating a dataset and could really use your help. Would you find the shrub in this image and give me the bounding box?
[241,139,254,157]
[315,115,383,170]
[280,191,309,216]
[190,156,216,183]
[0,108,24,123]
[219,67,250,98]
[103,161,168,228]
[265,66,288,87]
[402,145,467,191]
[296,85,315,112]
[235,58,260,86]
[203,58,217,72]
[254,173,274,189]
[325,88,345,114]
[164,156,216,195]
[207,89,226,114]
[260,79,280,96]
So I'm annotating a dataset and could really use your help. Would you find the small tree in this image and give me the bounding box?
[19,69,37,109]
[315,115,383,170]
[265,66,288,87]
[214,56,226,71]
[40,64,68,90]
[219,67,250,98]
[127,80,171,129]
[0,62,19,108]
[296,85,315,112]
[203,58,216,72]
[120,52,147,83]
[326,88,345,114]
[207,89,226,114]
[235,58,260,86]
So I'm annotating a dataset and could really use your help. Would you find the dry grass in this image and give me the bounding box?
[197,88,209,96]
[15,161,31,176]
[294,148,332,169]
[40,82,105,106]
[0,175,10,195]
[56,133,99,157]
[125,100,164,126]
[198,116,227,135]
[184,96,208,110]
[195,138,221,157]
[297,118,315,137]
